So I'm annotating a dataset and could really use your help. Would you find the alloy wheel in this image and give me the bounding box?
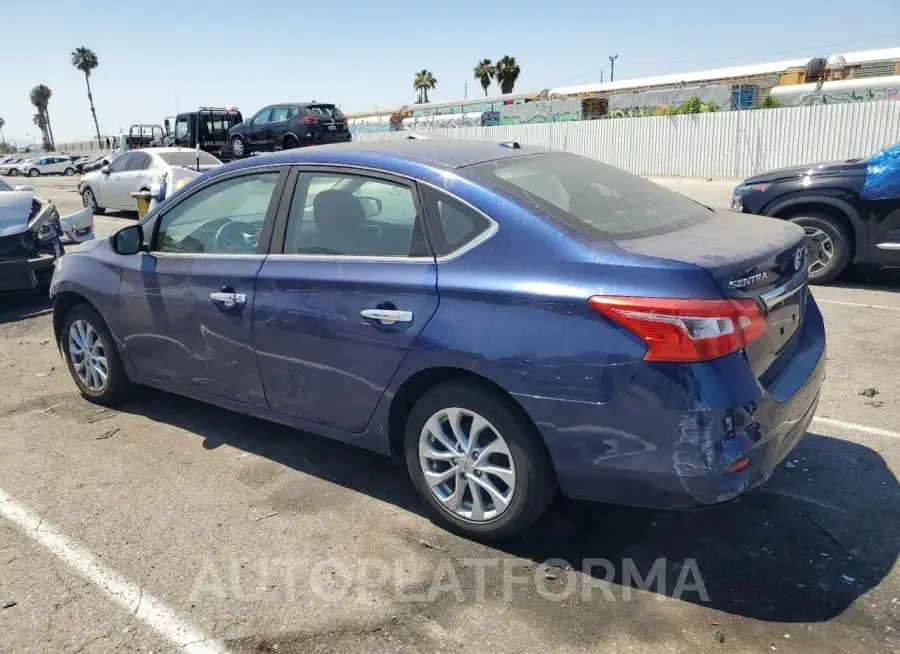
[418,407,516,522]
[803,226,834,275]
[68,320,109,393]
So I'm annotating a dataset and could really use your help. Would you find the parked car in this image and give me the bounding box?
[0,179,64,292]
[0,157,34,175]
[76,155,107,174]
[227,102,351,158]
[0,176,93,247]
[78,147,223,214]
[50,140,825,540]
[732,142,900,283]
[6,155,79,178]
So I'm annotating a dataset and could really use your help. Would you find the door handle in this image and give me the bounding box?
[360,309,413,325]
[209,291,247,308]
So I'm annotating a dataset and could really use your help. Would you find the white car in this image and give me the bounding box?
[78,147,223,213]
[0,157,36,176]
[8,155,79,178]
[0,176,93,245]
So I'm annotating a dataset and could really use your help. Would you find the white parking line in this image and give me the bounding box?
[816,299,900,312]
[813,416,900,441]
[0,488,229,654]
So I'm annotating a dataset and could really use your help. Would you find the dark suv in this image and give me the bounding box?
[732,143,900,283]
[227,102,351,157]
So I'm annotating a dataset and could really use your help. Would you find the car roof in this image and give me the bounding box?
[226,139,555,175]
[266,102,335,107]
[135,147,199,155]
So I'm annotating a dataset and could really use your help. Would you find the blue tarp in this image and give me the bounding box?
[861,142,900,201]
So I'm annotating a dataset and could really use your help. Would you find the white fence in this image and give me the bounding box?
[351,101,900,180]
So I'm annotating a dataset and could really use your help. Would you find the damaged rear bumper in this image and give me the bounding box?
[512,295,827,509]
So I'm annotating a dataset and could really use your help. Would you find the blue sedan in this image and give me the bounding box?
[50,140,826,540]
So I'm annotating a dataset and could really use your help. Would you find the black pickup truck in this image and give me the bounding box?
[151,108,243,162]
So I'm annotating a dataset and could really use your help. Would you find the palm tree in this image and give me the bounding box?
[0,117,5,145]
[413,70,437,104]
[71,47,102,145]
[473,59,495,96]
[496,56,521,94]
[32,112,50,150]
[29,85,54,150]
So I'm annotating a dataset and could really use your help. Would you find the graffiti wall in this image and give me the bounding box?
[607,84,737,118]
[770,77,900,107]
[500,99,582,125]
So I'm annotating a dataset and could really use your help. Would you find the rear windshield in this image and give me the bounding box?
[466,152,713,240]
[305,105,346,120]
[158,152,222,166]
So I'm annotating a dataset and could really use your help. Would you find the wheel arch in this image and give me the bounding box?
[387,366,551,466]
[53,291,98,348]
[764,195,863,261]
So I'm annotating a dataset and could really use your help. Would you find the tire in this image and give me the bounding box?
[404,381,556,541]
[788,213,852,284]
[28,168,40,177]
[7,168,18,177]
[59,303,133,405]
[230,136,247,158]
[82,188,106,215]
[283,135,299,151]
[64,167,75,176]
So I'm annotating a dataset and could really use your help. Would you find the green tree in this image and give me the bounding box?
[0,117,6,148]
[473,59,496,96]
[29,84,54,150]
[72,47,103,145]
[413,69,437,103]
[760,95,783,109]
[496,56,521,94]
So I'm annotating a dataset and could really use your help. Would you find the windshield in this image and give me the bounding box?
[158,152,222,167]
[466,152,713,241]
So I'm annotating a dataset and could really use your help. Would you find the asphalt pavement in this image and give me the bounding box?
[0,174,897,654]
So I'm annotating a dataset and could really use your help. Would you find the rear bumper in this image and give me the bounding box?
[513,293,827,508]
[59,206,94,244]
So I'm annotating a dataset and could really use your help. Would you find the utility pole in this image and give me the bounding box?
[609,54,619,82]
[600,71,605,83]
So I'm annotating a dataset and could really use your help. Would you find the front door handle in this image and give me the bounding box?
[360,308,413,325]
[209,291,247,308]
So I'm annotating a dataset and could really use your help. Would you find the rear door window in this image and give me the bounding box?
[420,187,492,256]
[465,152,713,240]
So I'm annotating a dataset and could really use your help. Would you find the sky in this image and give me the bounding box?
[2,0,899,145]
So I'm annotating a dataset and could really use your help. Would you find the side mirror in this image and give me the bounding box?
[14,185,34,192]
[246,118,253,125]
[101,166,110,175]
[358,196,383,218]
[110,224,144,255]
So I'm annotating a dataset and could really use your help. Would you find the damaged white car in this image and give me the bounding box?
[0,178,93,292]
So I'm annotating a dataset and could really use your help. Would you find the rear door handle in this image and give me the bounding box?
[209,291,247,308]
[360,309,413,325]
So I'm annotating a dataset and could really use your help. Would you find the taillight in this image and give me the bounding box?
[588,296,767,363]
[302,116,318,124]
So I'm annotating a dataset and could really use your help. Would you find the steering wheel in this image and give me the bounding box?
[214,221,256,254]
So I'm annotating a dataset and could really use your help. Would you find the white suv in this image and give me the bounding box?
[9,156,78,178]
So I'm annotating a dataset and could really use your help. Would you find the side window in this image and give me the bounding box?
[287,106,299,120]
[420,187,492,256]
[108,153,132,173]
[253,108,271,124]
[270,107,289,122]
[127,153,150,171]
[154,172,280,255]
[174,119,189,139]
[283,172,427,257]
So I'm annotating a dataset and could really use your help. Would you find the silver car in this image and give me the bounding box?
[0,177,94,244]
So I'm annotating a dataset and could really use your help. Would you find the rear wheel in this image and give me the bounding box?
[788,213,852,284]
[64,167,75,176]
[283,135,299,151]
[231,136,246,158]
[28,168,40,177]
[60,304,133,405]
[404,382,556,541]
[7,169,19,177]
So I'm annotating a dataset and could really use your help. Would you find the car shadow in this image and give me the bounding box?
[115,390,898,624]
[835,263,900,293]
[0,292,52,326]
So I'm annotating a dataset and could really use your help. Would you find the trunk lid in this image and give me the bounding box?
[614,211,808,380]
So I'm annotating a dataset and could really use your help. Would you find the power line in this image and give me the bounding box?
[549,34,899,88]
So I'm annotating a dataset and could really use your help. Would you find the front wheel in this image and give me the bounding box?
[82,188,106,215]
[60,304,134,405]
[404,382,556,541]
[7,169,19,177]
[231,136,246,158]
[64,167,75,176]
[788,214,852,284]
[28,168,40,177]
